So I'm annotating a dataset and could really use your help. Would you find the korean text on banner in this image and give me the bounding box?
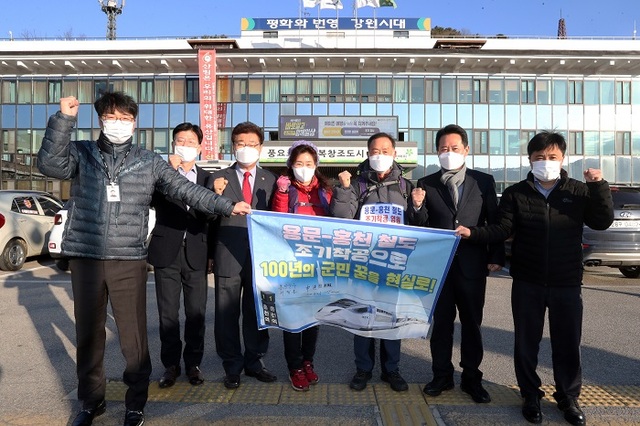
[198,50,218,160]
[247,211,460,340]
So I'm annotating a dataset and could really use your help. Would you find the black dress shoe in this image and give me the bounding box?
[245,367,277,382]
[72,400,106,426]
[557,397,586,426]
[349,370,372,391]
[381,370,408,392]
[159,365,180,388]
[187,366,204,386]
[423,377,454,396]
[522,396,542,424]
[223,374,241,389]
[460,381,491,403]
[124,409,144,426]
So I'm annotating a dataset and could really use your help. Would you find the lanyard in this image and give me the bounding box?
[98,146,133,184]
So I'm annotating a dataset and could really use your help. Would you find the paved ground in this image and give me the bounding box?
[0,258,638,425]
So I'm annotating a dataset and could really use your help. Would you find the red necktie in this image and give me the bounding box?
[242,171,253,204]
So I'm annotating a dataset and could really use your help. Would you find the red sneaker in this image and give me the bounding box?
[289,368,309,391]
[302,360,319,384]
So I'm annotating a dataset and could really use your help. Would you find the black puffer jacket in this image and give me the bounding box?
[37,111,235,260]
[469,170,613,286]
[330,160,415,224]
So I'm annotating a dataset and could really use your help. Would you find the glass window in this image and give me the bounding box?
[48,80,62,103]
[505,80,519,104]
[425,79,440,103]
[489,79,503,103]
[312,77,327,94]
[169,104,185,128]
[186,78,199,103]
[600,80,614,105]
[615,131,631,155]
[584,81,599,105]
[140,80,154,103]
[489,104,504,128]
[329,78,343,95]
[122,80,138,98]
[17,81,32,104]
[281,78,295,96]
[248,104,264,126]
[521,79,535,104]
[232,79,247,102]
[536,80,550,104]
[458,79,472,103]
[232,103,247,123]
[616,81,631,104]
[632,81,640,105]
[155,79,169,103]
[153,129,169,154]
[297,79,311,95]
[137,104,153,128]
[2,81,17,103]
[328,103,344,116]
[2,105,16,127]
[601,131,614,155]
[32,81,47,104]
[489,130,504,154]
[345,78,359,95]
[553,80,567,104]
[264,103,280,127]
[391,79,406,102]
[361,78,376,95]
[424,130,438,154]
[169,79,185,103]
[473,79,487,103]
[441,79,456,103]
[584,131,600,155]
[472,130,488,154]
[17,105,31,129]
[217,77,231,102]
[264,79,279,102]
[409,78,424,103]
[505,130,521,155]
[249,79,263,102]
[313,103,328,115]
[137,129,151,150]
[377,103,392,116]
[94,80,113,100]
[409,129,425,154]
[154,104,169,128]
[379,78,392,96]
[568,80,583,104]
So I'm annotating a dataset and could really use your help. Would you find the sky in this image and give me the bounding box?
[1,0,639,40]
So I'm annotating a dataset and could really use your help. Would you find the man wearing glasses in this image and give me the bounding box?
[147,123,213,389]
[37,92,250,426]
[211,121,278,389]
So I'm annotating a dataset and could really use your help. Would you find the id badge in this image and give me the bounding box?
[106,183,121,202]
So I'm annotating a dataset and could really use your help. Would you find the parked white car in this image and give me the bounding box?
[48,207,156,271]
[0,190,63,271]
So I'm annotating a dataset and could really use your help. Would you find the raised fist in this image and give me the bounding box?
[338,170,352,189]
[60,96,79,117]
[213,177,228,196]
[411,187,426,208]
[277,175,291,193]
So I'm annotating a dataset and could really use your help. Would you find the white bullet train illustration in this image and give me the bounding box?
[315,298,427,331]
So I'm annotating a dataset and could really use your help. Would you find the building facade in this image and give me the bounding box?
[2,19,640,199]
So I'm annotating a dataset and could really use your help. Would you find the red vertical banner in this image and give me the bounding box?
[198,50,218,159]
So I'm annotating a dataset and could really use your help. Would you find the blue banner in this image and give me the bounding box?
[247,211,459,339]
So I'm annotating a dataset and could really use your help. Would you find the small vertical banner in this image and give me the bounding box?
[198,49,218,159]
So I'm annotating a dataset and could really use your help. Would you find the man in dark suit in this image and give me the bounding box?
[148,122,213,388]
[411,124,504,403]
[211,121,277,389]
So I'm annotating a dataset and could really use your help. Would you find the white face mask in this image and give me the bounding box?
[174,145,199,163]
[102,120,134,145]
[439,151,466,171]
[531,160,562,182]
[293,166,315,183]
[235,147,260,166]
[368,154,394,173]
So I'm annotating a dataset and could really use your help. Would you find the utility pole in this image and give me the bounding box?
[99,0,125,40]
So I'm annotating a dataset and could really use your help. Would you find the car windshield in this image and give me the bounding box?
[611,187,640,209]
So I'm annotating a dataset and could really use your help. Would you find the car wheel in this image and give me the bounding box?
[619,266,640,279]
[0,239,27,271]
[55,258,70,272]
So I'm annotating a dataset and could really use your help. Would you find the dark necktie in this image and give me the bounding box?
[242,171,252,204]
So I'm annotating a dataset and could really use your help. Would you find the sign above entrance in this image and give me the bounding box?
[241,17,430,31]
[280,116,398,140]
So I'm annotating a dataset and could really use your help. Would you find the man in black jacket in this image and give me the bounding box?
[412,124,504,404]
[148,123,213,389]
[456,131,613,426]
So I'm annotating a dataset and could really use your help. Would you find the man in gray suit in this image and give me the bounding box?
[412,124,504,404]
[211,122,277,389]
